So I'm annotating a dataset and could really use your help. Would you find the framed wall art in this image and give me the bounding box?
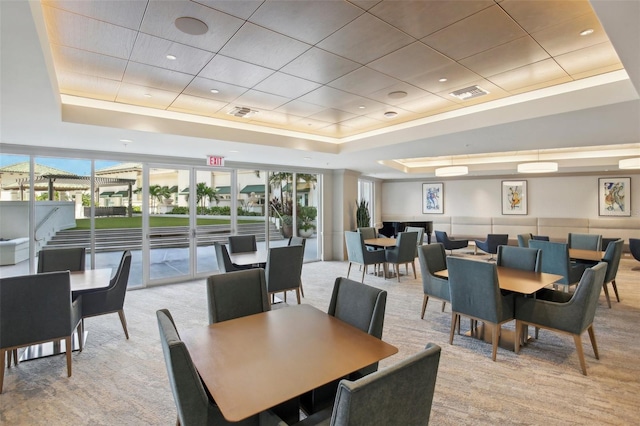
[599,177,631,216]
[502,180,527,215]
[422,182,443,214]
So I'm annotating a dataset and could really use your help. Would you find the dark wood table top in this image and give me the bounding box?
[569,248,605,262]
[181,304,398,422]
[435,266,563,295]
[69,268,112,292]
[364,237,397,248]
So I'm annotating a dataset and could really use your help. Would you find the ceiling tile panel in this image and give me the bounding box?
[193,0,263,20]
[168,94,228,117]
[42,0,147,30]
[280,47,361,84]
[129,33,214,75]
[50,45,127,80]
[274,100,326,118]
[115,83,179,109]
[337,115,385,131]
[183,77,248,103]
[507,75,574,95]
[297,86,363,109]
[219,22,311,70]
[199,55,274,88]
[328,66,400,97]
[396,93,459,114]
[248,110,304,127]
[140,0,244,52]
[57,72,120,101]
[308,109,358,124]
[367,82,432,107]
[368,42,453,82]
[408,62,482,93]
[231,90,290,111]
[123,62,194,93]
[488,58,571,92]
[555,42,623,77]
[253,73,322,99]
[531,13,609,57]
[422,5,527,60]
[317,13,415,64]
[499,0,595,34]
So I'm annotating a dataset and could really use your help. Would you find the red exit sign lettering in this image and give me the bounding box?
[206,156,225,167]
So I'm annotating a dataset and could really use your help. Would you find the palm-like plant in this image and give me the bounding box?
[147,185,173,213]
[195,182,219,211]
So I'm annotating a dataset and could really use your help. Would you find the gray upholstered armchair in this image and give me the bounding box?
[1,271,83,393]
[214,242,248,273]
[356,227,377,240]
[295,344,441,426]
[37,247,86,273]
[156,309,286,425]
[601,239,624,308]
[447,257,515,361]
[77,250,131,339]
[630,238,640,267]
[344,231,386,283]
[514,263,607,375]
[265,245,304,304]
[288,236,306,297]
[474,234,509,260]
[417,243,450,319]
[384,231,418,282]
[206,268,271,324]
[435,230,468,254]
[528,240,585,291]
[497,245,541,272]
[568,233,602,251]
[517,233,532,248]
[228,235,257,253]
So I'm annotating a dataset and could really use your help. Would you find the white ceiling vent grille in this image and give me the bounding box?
[449,85,489,100]
[227,106,258,118]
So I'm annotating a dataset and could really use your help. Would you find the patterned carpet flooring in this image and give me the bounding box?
[1,252,639,425]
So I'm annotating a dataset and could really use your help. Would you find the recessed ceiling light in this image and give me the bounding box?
[229,150,239,153]
[175,17,209,36]
[388,91,407,99]
[580,28,594,36]
[384,111,398,118]
[358,105,365,109]
[143,94,152,98]
[119,139,132,143]
[210,89,220,94]
[303,157,312,160]
[166,54,177,60]
[439,78,448,82]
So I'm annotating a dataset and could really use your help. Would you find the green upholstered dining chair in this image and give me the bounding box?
[1,271,83,394]
[601,238,624,308]
[446,257,515,361]
[265,245,304,304]
[435,230,468,254]
[517,233,532,248]
[497,245,541,272]
[206,269,271,324]
[37,247,86,273]
[384,231,418,282]
[417,243,450,319]
[344,231,386,283]
[474,234,509,261]
[528,240,585,291]
[295,343,441,426]
[228,235,257,253]
[514,262,607,375]
[156,309,286,426]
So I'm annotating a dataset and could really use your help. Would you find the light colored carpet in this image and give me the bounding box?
[1,253,639,425]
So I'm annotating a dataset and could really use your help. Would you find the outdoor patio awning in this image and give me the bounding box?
[282,183,311,193]
[216,186,230,195]
[180,187,189,194]
[113,190,130,197]
[240,185,265,194]
[100,191,115,197]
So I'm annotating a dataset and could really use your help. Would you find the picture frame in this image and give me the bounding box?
[502,180,527,215]
[599,177,631,216]
[422,182,443,214]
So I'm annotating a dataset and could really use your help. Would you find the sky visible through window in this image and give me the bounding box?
[1,155,118,175]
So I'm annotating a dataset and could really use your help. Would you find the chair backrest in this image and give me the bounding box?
[288,236,306,250]
[206,269,270,324]
[329,343,441,426]
[497,245,541,272]
[434,230,449,244]
[602,239,624,284]
[386,232,418,264]
[405,226,425,245]
[481,234,509,253]
[156,309,231,425]
[531,235,550,241]
[106,250,132,305]
[446,257,504,323]
[630,238,640,262]
[601,237,621,251]
[568,233,602,251]
[561,263,607,334]
[228,235,257,253]
[214,242,237,273]
[328,277,387,339]
[417,244,450,300]
[528,240,576,285]
[265,245,304,293]
[357,227,377,240]
[37,247,86,273]
[517,233,532,248]
[344,231,366,264]
[1,271,73,348]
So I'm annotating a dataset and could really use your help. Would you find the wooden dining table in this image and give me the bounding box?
[569,248,605,262]
[181,304,398,423]
[434,266,563,295]
[228,248,268,268]
[364,237,397,248]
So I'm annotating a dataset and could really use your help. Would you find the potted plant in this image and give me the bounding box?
[281,214,294,238]
[356,199,371,228]
[298,206,317,237]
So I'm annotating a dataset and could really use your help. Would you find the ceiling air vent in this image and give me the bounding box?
[227,106,258,118]
[449,85,489,101]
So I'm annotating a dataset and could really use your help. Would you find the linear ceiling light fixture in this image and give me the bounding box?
[517,150,558,173]
[619,157,640,169]
[435,157,468,177]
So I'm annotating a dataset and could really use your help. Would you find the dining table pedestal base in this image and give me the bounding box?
[464,323,530,352]
[17,331,87,362]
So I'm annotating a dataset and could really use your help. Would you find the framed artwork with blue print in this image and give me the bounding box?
[599,177,630,216]
[423,183,443,214]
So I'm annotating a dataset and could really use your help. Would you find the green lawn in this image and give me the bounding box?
[73,216,262,229]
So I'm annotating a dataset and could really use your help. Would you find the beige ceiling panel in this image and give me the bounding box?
[140,1,243,53]
[338,115,386,131]
[199,55,274,88]
[367,82,432,107]
[500,0,595,34]
[42,0,147,30]
[274,100,326,118]
[248,110,304,127]
[532,13,610,57]
[369,0,494,39]
[329,67,400,97]
[460,36,550,78]
[253,73,322,99]
[43,6,137,58]
[317,13,415,64]
[298,86,363,109]
[249,1,363,45]
[339,97,389,115]
[422,5,526,60]
[397,94,458,114]
[488,59,570,92]
[289,117,338,132]
[280,48,361,84]
[569,64,625,81]
[435,80,510,107]
[364,107,415,123]
[116,83,179,109]
[57,72,120,101]
[408,62,482,93]
[556,42,623,77]
[192,0,263,20]
[508,75,574,95]
[168,94,227,117]
[183,77,247,103]
[123,62,194,93]
[232,90,290,111]
[129,33,214,75]
[219,23,310,70]
[308,109,358,124]
[368,42,453,81]
[51,45,127,80]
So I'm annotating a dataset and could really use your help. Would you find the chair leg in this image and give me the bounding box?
[573,334,588,376]
[299,280,305,297]
[118,310,130,339]
[396,264,400,283]
[449,313,458,345]
[515,321,522,354]
[491,325,500,361]
[0,349,5,394]
[603,282,612,308]
[612,280,620,302]
[441,301,446,312]
[295,288,301,304]
[65,336,73,377]
[587,325,599,359]
[421,295,429,319]
[411,260,416,279]
[284,291,287,303]
[347,262,352,279]
[535,327,539,339]
[77,322,83,352]
[361,266,366,283]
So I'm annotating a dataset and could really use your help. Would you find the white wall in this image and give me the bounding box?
[382,173,640,219]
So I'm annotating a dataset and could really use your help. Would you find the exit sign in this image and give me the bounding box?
[206,155,225,167]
